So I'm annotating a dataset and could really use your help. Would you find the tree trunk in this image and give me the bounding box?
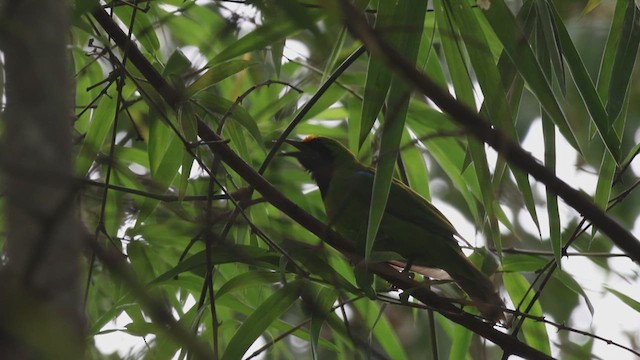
[0,0,85,358]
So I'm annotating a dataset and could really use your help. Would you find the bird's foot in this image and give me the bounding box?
[401,260,415,279]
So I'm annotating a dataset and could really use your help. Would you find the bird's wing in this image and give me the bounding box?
[345,170,459,243]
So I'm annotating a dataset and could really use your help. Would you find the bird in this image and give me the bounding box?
[284,135,505,322]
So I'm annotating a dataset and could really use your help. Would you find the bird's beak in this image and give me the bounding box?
[281,139,304,157]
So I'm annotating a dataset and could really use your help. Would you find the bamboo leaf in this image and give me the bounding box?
[596,0,627,99]
[554,270,595,316]
[550,4,621,163]
[483,0,582,154]
[537,26,563,265]
[213,19,307,63]
[187,60,257,96]
[354,301,409,360]
[114,6,159,54]
[76,87,117,175]
[358,0,396,145]
[536,1,565,92]
[606,287,640,313]
[606,0,640,121]
[504,273,551,355]
[436,0,502,253]
[367,0,427,266]
[221,280,302,360]
[194,93,264,146]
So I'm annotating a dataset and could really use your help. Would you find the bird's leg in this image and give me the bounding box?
[401,259,415,280]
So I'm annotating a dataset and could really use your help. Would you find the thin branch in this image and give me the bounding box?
[485,247,630,259]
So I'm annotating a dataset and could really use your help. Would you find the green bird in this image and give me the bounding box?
[285,135,505,321]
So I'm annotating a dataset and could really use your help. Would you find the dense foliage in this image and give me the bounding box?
[6,0,640,359]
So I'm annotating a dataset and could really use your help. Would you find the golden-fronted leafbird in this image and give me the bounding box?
[285,135,505,321]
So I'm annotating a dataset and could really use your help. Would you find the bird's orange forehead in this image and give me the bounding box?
[302,135,317,142]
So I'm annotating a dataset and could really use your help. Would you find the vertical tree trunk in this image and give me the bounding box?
[0,0,85,358]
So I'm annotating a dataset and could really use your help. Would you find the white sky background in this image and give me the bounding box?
[94,2,640,359]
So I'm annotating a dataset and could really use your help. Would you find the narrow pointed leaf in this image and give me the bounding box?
[542,113,562,264]
[606,0,640,121]
[354,301,409,360]
[221,280,302,360]
[606,287,640,313]
[550,4,621,163]
[596,0,627,99]
[537,27,563,265]
[504,273,551,355]
[359,0,396,145]
[213,18,309,63]
[483,0,582,154]
[187,60,256,96]
[195,92,263,145]
[366,0,427,264]
[536,1,565,92]
[436,0,501,252]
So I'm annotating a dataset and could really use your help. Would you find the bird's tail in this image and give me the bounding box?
[447,257,506,323]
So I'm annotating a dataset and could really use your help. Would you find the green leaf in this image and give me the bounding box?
[621,141,640,168]
[367,0,427,266]
[606,287,640,312]
[147,115,182,186]
[592,152,616,238]
[271,38,285,77]
[128,241,155,280]
[494,1,541,234]
[606,0,640,122]
[554,270,594,316]
[550,4,620,162]
[504,273,551,355]
[216,271,289,299]
[544,158,562,263]
[194,93,263,146]
[400,130,430,200]
[500,254,548,273]
[177,103,198,198]
[406,104,481,224]
[187,60,257,96]
[582,0,603,15]
[483,0,582,154]
[213,18,311,63]
[535,1,565,92]
[221,280,302,360]
[441,0,506,254]
[538,31,563,264]
[301,85,347,122]
[149,245,276,285]
[354,300,409,360]
[596,0,627,99]
[75,87,117,175]
[321,26,348,83]
[308,287,340,359]
[358,0,396,145]
[449,324,472,359]
[114,6,159,54]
